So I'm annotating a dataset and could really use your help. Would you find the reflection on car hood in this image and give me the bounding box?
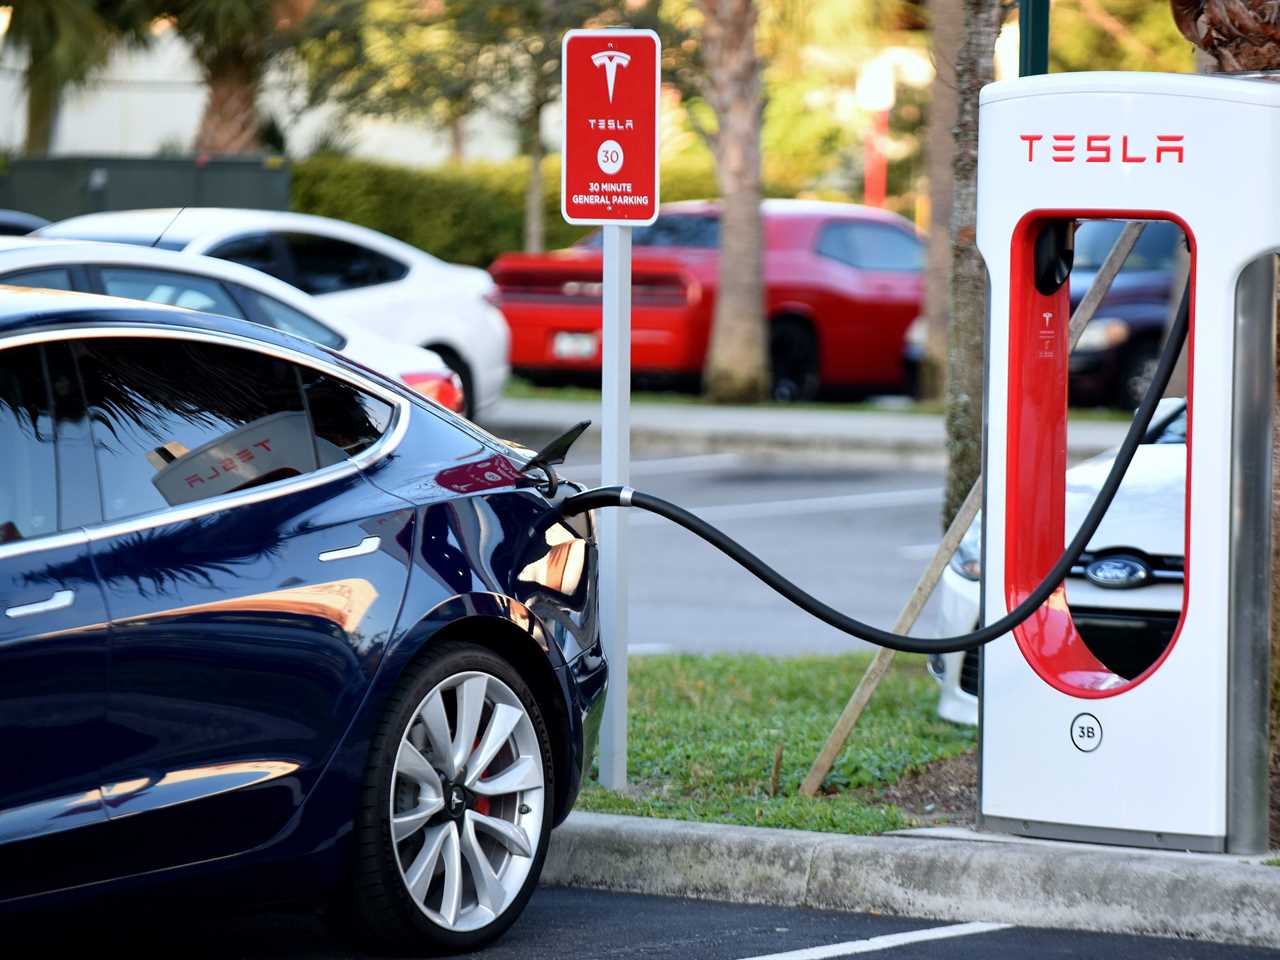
[1065,444,1184,557]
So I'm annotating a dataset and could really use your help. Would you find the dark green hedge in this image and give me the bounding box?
[291,154,727,268]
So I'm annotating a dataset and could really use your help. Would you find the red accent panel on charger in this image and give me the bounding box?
[1003,211,1195,699]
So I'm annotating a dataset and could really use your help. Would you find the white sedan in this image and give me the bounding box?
[0,237,467,414]
[931,400,1186,725]
[37,208,509,420]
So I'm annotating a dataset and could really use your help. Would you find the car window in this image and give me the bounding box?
[582,214,721,249]
[241,288,347,350]
[1151,408,1187,445]
[207,234,289,282]
[74,337,390,521]
[0,345,59,542]
[280,233,408,295]
[300,368,393,459]
[99,267,246,318]
[1073,220,1182,273]
[1,267,75,291]
[817,222,923,271]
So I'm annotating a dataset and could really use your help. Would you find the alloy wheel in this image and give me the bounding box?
[389,670,545,933]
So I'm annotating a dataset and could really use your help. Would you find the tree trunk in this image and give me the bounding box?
[942,0,1005,526]
[922,0,962,402]
[194,61,262,155]
[699,0,768,404]
[448,116,465,164]
[1272,268,1280,846]
[23,65,61,156]
[523,109,545,254]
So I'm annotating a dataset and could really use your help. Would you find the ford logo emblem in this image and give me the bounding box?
[1085,555,1151,589]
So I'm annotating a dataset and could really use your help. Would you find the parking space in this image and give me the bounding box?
[23,887,1278,959]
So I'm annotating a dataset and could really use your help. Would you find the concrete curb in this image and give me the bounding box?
[541,813,1280,949]
[482,400,1128,465]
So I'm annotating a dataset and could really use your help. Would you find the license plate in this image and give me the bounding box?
[552,332,598,360]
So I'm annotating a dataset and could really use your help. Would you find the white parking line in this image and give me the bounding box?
[628,642,676,656]
[732,921,1011,960]
[631,487,942,525]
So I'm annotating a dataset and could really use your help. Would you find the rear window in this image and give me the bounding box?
[816,221,924,272]
[1073,220,1182,273]
[582,214,721,249]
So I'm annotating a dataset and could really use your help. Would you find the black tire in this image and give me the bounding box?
[341,641,555,955]
[1118,340,1160,410]
[769,318,820,402]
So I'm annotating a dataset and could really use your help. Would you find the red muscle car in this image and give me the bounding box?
[489,199,925,399]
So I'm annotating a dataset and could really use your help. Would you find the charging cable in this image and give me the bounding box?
[560,282,1191,655]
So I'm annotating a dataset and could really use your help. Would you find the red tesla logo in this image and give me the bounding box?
[1020,134,1184,164]
[184,437,274,488]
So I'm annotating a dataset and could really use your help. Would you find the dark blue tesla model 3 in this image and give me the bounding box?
[0,287,606,952]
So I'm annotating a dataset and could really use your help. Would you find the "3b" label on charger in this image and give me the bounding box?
[1070,713,1103,752]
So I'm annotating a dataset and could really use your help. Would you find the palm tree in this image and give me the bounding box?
[1170,1,1280,70]
[695,0,769,403]
[3,0,153,155]
[166,0,314,154]
[1169,0,1280,845]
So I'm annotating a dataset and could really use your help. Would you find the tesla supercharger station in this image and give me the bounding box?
[977,72,1277,853]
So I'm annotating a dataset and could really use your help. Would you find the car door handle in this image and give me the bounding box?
[5,589,75,619]
[318,536,380,562]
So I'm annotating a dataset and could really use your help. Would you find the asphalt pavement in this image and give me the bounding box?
[37,888,1280,959]
[560,449,948,655]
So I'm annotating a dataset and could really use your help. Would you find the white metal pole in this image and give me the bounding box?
[597,222,631,790]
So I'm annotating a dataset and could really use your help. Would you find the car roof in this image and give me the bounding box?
[38,207,298,246]
[0,235,344,320]
[0,209,50,232]
[659,198,917,229]
[0,284,330,364]
[37,207,404,250]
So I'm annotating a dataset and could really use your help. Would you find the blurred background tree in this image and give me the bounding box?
[2,0,154,155]
[303,0,623,253]
[301,0,483,163]
[166,0,317,154]
[1054,0,1193,72]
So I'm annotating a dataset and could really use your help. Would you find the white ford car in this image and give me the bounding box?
[0,238,467,414]
[38,208,510,420]
[931,400,1187,725]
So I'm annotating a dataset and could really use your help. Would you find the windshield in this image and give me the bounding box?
[1072,220,1182,273]
[581,214,720,249]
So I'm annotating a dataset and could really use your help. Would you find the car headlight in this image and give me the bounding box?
[1073,318,1130,352]
[949,515,982,581]
[906,315,927,349]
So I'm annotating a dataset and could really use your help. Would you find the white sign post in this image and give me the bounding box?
[597,224,632,789]
[561,29,660,789]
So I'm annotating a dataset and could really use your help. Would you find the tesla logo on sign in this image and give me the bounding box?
[1020,133,1184,164]
[562,29,660,226]
[591,50,630,102]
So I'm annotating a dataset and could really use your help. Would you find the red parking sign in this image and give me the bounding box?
[561,29,660,226]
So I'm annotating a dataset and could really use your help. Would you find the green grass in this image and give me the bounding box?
[1265,858,1280,867]
[504,378,1132,421]
[576,653,975,834]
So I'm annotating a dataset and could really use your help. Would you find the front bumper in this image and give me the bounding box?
[931,563,1183,726]
[555,642,607,825]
